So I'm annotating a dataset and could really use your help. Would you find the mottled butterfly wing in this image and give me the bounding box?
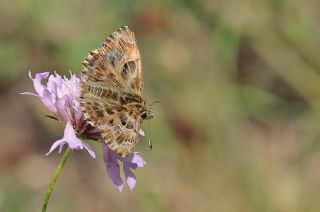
[81,26,143,92]
[80,26,146,157]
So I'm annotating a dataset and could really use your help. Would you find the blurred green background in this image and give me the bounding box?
[1,0,320,211]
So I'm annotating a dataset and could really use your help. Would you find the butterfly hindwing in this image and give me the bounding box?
[80,84,143,156]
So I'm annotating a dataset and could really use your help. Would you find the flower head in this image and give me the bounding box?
[21,71,146,191]
[22,71,82,124]
[21,71,96,157]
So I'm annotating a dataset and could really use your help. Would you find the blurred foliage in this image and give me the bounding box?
[1,0,320,211]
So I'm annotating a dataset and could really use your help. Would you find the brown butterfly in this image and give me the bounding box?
[80,26,153,157]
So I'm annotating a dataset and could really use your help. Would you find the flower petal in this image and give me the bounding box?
[45,138,65,156]
[103,144,124,191]
[123,163,137,190]
[122,153,146,169]
[82,142,96,158]
[40,89,57,112]
[46,122,96,158]
[108,163,124,192]
[63,122,83,150]
[29,71,50,96]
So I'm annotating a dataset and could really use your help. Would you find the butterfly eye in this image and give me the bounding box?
[141,112,147,119]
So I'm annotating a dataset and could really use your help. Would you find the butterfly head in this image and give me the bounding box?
[140,110,153,120]
[141,100,159,120]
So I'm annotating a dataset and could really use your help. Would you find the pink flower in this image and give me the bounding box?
[21,71,146,191]
[103,144,146,191]
[21,71,96,157]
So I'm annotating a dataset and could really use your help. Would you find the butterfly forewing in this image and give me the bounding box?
[80,26,147,157]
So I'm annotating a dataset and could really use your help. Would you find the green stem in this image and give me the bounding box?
[41,148,72,212]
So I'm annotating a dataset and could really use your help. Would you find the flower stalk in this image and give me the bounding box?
[41,148,72,212]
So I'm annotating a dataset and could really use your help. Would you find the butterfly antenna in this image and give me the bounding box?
[148,119,152,151]
[149,100,160,107]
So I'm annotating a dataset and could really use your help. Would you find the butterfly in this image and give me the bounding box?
[80,26,153,157]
